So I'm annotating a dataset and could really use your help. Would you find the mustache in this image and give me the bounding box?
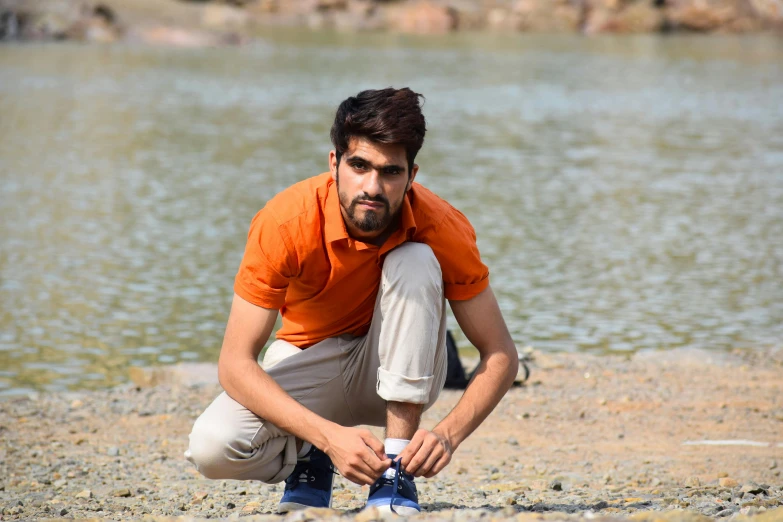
[351,193,389,208]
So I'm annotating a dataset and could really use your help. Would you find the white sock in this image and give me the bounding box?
[297,441,312,460]
[384,438,409,477]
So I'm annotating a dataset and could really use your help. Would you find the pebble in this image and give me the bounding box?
[550,480,563,491]
[107,446,120,457]
[111,487,132,497]
[75,489,92,499]
[684,476,701,488]
[719,478,738,488]
[741,482,767,495]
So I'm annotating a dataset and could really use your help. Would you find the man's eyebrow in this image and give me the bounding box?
[344,154,405,172]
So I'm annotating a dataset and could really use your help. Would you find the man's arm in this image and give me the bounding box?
[218,293,391,484]
[397,284,518,477]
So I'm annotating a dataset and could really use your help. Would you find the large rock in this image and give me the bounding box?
[201,3,248,31]
[513,0,584,32]
[386,1,458,34]
[583,0,664,33]
[0,0,121,42]
[748,0,783,22]
[664,0,761,31]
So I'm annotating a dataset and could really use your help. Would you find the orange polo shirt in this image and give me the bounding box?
[234,172,489,348]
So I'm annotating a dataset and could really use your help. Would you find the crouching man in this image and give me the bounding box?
[185,87,519,515]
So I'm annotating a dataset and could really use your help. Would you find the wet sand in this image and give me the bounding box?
[1,347,781,520]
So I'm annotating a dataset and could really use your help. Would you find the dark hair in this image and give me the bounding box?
[330,87,426,175]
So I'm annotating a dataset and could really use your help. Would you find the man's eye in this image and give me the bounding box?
[384,169,402,176]
[351,163,367,171]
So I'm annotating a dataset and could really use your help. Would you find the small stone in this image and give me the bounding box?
[598,398,607,406]
[550,480,563,491]
[741,482,767,495]
[192,491,208,503]
[650,477,662,487]
[107,447,120,457]
[75,489,92,499]
[719,478,739,488]
[715,508,734,517]
[506,437,519,446]
[717,471,729,478]
[226,502,236,509]
[70,399,83,409]
[59,508,68,516]
[242,501,260,513]
[111,488,132,498]
[531,479,548,490]
[685,476,701,488]
[54,479,67,488]
[771,460,778,470]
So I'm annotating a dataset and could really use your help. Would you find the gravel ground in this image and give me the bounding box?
[1,347,782,521]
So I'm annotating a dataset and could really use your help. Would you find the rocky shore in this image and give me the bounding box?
[1,0,782,46]
[1,347,782,521]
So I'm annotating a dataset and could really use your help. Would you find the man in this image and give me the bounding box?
[185,87,519,515]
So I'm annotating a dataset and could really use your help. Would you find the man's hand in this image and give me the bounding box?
[397,428,453,478]
[323,426,392,485]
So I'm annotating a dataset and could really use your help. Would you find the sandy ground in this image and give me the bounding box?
[1,347,782,521]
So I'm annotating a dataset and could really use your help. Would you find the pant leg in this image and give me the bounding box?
[185,338,352,483]
[342,242,449,427]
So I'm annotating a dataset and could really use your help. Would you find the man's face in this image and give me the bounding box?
[329,138,418,243]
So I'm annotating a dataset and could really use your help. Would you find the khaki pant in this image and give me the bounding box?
[184,243,449,483]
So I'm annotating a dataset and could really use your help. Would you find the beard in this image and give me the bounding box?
[337,173,400,233]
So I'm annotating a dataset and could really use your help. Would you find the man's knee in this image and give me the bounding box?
[383,242,442,290]
[185,419,239,479]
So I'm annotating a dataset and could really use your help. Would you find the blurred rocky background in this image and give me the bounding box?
[1,0,781,46]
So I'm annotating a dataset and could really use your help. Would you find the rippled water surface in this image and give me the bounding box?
[1,33,782,394]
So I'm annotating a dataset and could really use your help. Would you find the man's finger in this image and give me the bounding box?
[362,446,392,475]
[414,445,443,477]
[360,431,387,461]
[406,435,438,474]
[397,431,426,467]
[424,452,451,478]
[345,469,376,486]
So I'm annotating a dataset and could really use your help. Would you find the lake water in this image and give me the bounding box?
[1,33,782,395]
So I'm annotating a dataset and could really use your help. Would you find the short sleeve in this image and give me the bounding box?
[234,209,297,309]
[429,208,489,301]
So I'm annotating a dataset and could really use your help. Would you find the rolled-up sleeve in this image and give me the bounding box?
[234,209,296,309]
[429,208,489,301]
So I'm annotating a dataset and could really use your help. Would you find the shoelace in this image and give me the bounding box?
[389,459,403,514]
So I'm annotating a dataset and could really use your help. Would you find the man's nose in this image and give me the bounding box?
[363,169,383,197]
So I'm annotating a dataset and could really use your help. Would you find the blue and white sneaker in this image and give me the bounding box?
[278,446,334,513]
[365,456,420,516]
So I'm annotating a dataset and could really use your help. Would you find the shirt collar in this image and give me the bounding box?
[324,179,418,247]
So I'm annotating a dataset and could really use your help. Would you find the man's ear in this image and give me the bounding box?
[329,150,338,181]
[407,163,419,191]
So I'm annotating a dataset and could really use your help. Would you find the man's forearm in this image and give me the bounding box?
[218,357,337,451]
[432,347,518,449]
